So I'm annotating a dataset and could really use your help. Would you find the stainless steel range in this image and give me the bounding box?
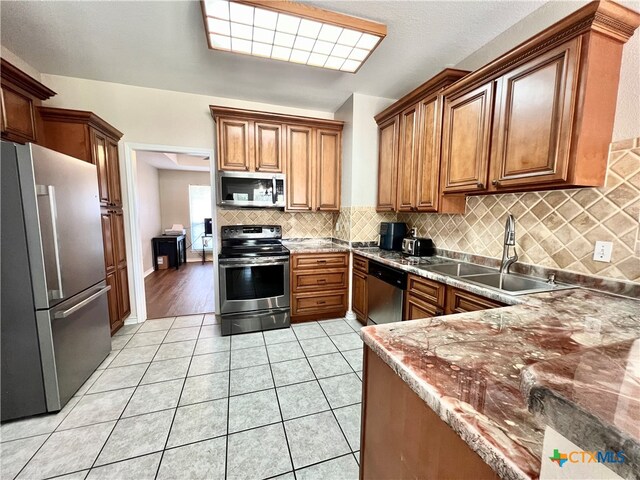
[218,225,290,335]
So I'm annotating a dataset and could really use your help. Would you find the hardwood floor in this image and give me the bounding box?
[145,262,215,319]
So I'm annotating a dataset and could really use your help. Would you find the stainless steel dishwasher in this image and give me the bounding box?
[367,260,407,325]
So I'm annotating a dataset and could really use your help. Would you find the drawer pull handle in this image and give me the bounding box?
[318,279,327,283]
[317,300,326,305]
[435,309,444,316]
[317,260,327,264]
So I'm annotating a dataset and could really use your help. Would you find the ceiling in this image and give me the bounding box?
[1,1,551,112]
[137,150,211,172]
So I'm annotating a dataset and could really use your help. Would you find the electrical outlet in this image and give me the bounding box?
[593,241,613,262]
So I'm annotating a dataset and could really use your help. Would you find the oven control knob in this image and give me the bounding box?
[270,228,274,232]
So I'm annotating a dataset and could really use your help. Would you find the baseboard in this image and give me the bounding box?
[144,267,155,278]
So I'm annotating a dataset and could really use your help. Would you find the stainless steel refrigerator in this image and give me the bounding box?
[1,141,112,421]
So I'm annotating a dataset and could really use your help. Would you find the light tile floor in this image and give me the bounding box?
[1,314,364,480]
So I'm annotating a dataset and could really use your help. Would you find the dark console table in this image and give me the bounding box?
[152,235,186,270]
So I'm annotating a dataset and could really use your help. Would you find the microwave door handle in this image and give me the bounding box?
[272,177,277,204]
[36,185,64,300]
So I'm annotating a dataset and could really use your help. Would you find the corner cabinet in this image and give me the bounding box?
[441,2,640,195]
[210,106,343,213]
[0,58,56,144]
[375,69,469,214]
[38,107,129,334]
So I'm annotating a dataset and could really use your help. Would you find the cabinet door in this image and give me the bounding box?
[0,85,37,143]
[352,269,368,324]
[106,138,122,207]
[91,129,111,205]
[254,122,283,172]
[404,294,443,321]
[117,266,131,320]
[445,286,504,315]
[105,271,121,334]
[100,209,116,274]
[441,82,494,193]
[376,116,399,212]
[396,104,419,211]
[415,95,442,212]
[286,125,314,211]
[113,210,127,268]
[217,117,252,171]
[490,39,580,190]
[316,128,341,212]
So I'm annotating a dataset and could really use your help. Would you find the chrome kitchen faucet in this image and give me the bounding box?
[500,214,518,274]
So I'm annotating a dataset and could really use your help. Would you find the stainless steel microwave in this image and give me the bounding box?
[216,171,286,208]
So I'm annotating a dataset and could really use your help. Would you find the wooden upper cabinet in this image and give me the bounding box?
[415,95,442,212]
[217,117,252,171]
[210,107,343,212]
[106,138,122,207]
[440,2,640,194]
[490,39,580,190]
[315,128,341,212]
[396,104,419,212]
[0,58,56,144]
[254,121,283,173]
[286,125,314,211]
[91,128,111,206]
[376,116,399,212]
[441,81,494,194]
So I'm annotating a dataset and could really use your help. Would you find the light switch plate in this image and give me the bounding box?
[593,241,613,262]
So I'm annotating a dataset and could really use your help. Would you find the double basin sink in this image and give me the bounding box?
[420,261,571,295]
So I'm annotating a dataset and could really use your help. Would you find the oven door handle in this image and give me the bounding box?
[220,260,288,268]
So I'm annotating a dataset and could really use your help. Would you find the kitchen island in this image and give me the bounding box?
[359,286,640,480]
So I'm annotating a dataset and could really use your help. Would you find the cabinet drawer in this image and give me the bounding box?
[292,269,347,293]
[353,254,368,273]
[292,290,347,316]
[407,274,445,307]
[404,294,445,321]
[292,253,348,270]
[445,286,504,314]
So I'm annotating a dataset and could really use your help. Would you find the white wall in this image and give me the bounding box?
[337,93,396,208]
[335,96,354,207]
[135,156,162,274]
[158,169,211,262]
[40,74,334,151]
[455,0,640,141]
[351,93,396,207]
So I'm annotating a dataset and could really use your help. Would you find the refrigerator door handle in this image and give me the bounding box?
[54,286,111,319]
[36,185,64,300]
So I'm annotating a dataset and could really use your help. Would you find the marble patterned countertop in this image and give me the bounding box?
[358,262,640,480]
[280,242,639,477]
[282,238,350,254]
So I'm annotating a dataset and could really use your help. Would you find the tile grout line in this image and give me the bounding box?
[263,331,298,480]
[152,319,202,480]
[224,343,232,480]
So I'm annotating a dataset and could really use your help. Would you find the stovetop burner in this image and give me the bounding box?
[218,224,289,259]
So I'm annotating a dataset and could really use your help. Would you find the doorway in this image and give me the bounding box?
[124,144,217,323]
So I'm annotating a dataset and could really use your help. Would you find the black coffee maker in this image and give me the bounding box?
[378,222,407,250]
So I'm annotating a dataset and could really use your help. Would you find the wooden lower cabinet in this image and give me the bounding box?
[360,347,499,479]
[445,286,505,315]
[290,252,348,322]
[352,268,368,324]
[404,293,444,320]
[101,207,129,334]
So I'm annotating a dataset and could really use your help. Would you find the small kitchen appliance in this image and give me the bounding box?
[402,237,435,257]
[378,222,406,251]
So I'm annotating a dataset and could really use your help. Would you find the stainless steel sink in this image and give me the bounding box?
[420,260,572,295]
[462,273,563,295]
[424,262,497,277]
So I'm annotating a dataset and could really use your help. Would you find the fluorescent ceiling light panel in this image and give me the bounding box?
[202,0,386,72]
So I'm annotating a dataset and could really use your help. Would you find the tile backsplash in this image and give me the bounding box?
[399,138,640,283]
[334,207,396,243]
[217,209,335,239]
